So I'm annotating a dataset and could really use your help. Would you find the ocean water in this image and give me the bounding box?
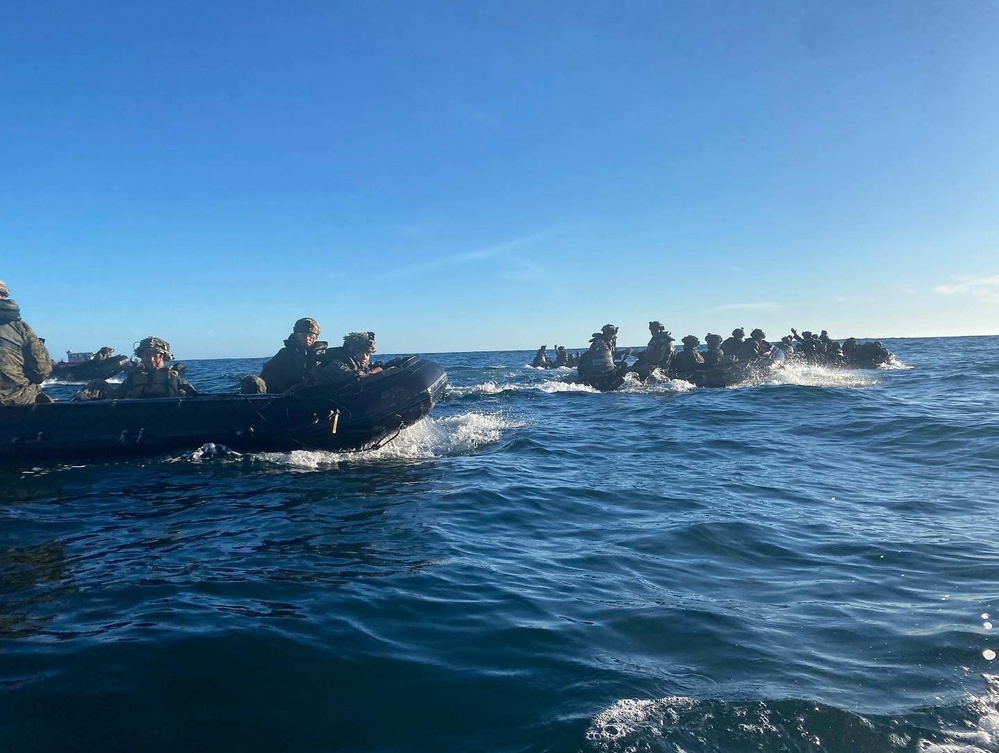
[2,336,998,753]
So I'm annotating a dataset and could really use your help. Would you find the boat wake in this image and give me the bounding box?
[43,374,125,386]
[746,361,883,389]
[215,412,519,470]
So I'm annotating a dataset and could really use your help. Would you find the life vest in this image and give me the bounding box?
[578,344,615,379]
[121,367,183,398]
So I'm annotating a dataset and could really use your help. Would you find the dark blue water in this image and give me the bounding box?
[3,337,998,753]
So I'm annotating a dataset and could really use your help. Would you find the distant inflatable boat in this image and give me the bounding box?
[49,354,131,383]
[1,356,447,463]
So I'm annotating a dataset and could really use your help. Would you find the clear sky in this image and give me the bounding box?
[3,0,997,359]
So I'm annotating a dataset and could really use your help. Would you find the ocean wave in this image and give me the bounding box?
[585,687,999,752]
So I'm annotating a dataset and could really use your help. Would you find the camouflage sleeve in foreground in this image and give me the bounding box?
[19,321,53,383]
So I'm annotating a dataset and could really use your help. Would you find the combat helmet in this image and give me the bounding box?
[705,333,722,346]
[681,335,700,347]
[649,321,664,333]
[750,328,766,339]
[732,328,745,338]
[134,336,173,360]
[294,317,321,335]
[343,331,376,354]
[601,324,618,335]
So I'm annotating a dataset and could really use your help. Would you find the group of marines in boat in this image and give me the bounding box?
[532,322,897,391]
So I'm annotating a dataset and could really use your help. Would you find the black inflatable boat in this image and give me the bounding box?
[1,356,447,463]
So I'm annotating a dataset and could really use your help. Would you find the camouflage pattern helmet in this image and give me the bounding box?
[343,331,376,354]
[732,328,745,338]
[99,346,114,354]
[649,320,664,332]
[134,336,173,360]
[294,317,321,335]
[681,335,700,346]
[750,328,765,339]
[601,323,618,335]
[0,279,8,297]
[705,333,722,346]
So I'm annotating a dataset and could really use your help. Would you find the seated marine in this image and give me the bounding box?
[577,331,624,390]
[553,345,570,367]
[600,324,619,355]
[720,328,746,360]
[775,335,796,357]
[242,317,326,394]
[749,328,772,356]
[825,340,846,364]
[75,337,198,400]
[672,335,705,379]
[308,331,382,386]
[702,333,729,367]
[791,329,819,359]
[531,345,550,368]
[630,321,675,379]
[0,278,54,406]
[735,337,761,361]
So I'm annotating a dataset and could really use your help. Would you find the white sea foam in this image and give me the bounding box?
[589,681,999,753]
[449,378,597,396]
[913,674,999,753]
[535,380,598,393]
[750,362,881,389]
[43,374,125,386]
[616,372,697,393]
[585,697,695,750]
[447,381,522,397]
[246,412,518,469]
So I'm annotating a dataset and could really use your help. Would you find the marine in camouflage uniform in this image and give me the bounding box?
[673,335,706,379]
[531,345,550,368]
[309,331,381,386]
[702,333,728,367]
[749,328,772,356]
[243,317,327,394]
[0,279,54,406]
[631,321,675,379]
[75,336,197,400]
[720,328,747,360]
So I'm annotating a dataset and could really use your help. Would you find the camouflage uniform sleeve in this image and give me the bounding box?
[19,321,53,383]
[260,347,296,391]
[309,357,357,385]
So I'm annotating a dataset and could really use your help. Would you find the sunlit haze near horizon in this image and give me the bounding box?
[3,1,997,358]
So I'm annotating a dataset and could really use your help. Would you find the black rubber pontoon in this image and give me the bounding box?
[1,356,447,463]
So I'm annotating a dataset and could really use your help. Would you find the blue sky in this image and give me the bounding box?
[3,0,997,358]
